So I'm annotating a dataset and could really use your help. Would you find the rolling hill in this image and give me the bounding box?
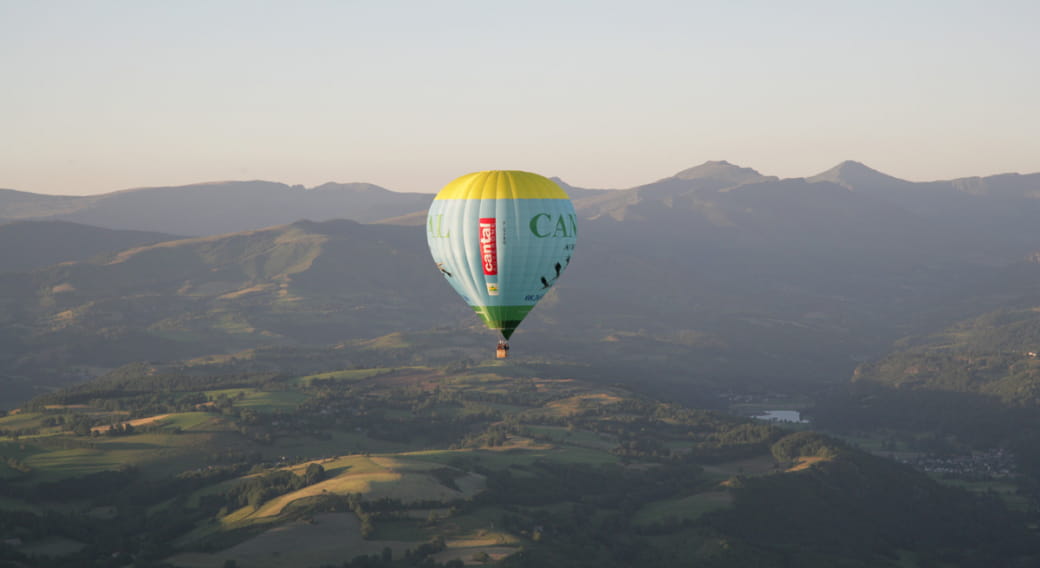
[0,220,463,399]
[0,220,180,273]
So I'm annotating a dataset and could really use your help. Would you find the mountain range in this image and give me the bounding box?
[5,160,1040,239]
[0,181,433,236]
[2,161,1040,407]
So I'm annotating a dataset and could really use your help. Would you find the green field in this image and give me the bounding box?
[8,412,241,482]
[162,411,227,431]
[933,477,1029,511]
[525,425,617,449]
[203,389,309,412]
[208,454,485,533]
[22,447,132,480]
[169,513,414,568]
[400,442,618,471]
[296,367,394,386]
[0,410,47,430]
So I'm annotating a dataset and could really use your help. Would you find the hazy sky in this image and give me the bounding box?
[4,1,1038,195]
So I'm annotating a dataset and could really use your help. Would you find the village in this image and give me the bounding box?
[898,448,1017,481]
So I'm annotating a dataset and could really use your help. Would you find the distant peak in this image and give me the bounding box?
[833,160,881,174]
[673,161,766,183]
[310,182,389,192]
[809,161,909,190]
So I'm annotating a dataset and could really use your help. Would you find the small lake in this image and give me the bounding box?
[755,410,808,423]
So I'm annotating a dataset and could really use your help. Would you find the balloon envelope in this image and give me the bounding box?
[426,171,577,339]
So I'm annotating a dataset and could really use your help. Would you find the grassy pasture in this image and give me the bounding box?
[834,433,891,453]
[295,367,392,386]
[22,447,131,480]
[377,505,523,566]
[182,350,254,366]
[227,469,401,523]
[169,513,414,568]
[362,332,411,349]
[934,477,1029,511]
[161,411,226,432]
[287,454,386,477]
[436,372,517,393]
[0,410,50,432]
[175,448,374,513]
[91,429,221,460]
[537,392,625,418]
[17,414,241,482]
[399,442,617,471]
[177,477,242,510]
[0,440,37,465]
[219,454,485,529]
[203,389,308,413]
[428,540,517,565]
[435,505,523,547]
[467,361,546,379]
[2,408,213,440]
[24,443,160,482]
[432,544,518,566]
[90,413,171,433]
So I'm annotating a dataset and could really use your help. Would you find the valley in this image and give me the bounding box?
[3,356,1032,567]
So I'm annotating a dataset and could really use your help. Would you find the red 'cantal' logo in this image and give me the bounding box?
[479,218,497,275]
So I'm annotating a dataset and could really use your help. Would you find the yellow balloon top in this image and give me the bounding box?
[433,170,570,200]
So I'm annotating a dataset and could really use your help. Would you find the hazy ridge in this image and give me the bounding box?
[2,160,1040,403]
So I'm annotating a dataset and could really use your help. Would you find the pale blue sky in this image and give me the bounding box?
[3,0,1038,195]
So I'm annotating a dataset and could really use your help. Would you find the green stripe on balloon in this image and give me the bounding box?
[471,305,535,339]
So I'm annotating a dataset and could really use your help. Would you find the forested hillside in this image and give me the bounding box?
[0,221,179,273]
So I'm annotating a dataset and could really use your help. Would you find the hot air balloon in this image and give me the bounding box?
[427,171,577,358]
